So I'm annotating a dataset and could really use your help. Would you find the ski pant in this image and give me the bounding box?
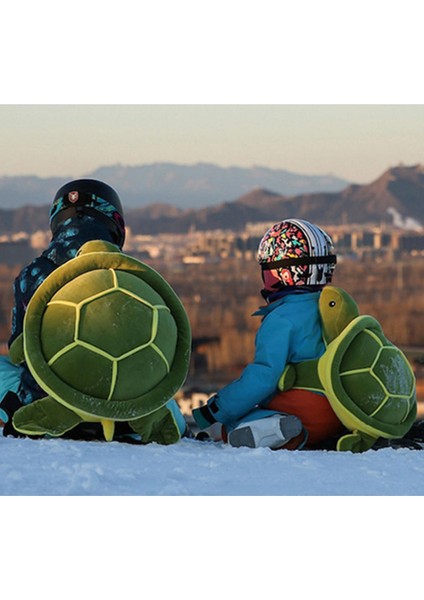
[222,389,344,449]
[0,355,22,423]
[0,356,21,400]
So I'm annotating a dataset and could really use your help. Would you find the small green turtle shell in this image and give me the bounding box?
[319,315,417,439]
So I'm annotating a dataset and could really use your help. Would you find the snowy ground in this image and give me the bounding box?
[1,433,424,495]
[3,430,422,600]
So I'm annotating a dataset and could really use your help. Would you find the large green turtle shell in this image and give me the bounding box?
[319,314,417,439]
[22,241,191,422]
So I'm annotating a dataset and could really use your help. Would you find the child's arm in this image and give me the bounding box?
[193,312,293,429]
[8,276,27,348]
[8,258,53,349]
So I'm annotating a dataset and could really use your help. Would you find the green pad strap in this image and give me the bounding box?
[278,365,296,392]
[13,396,83,437]
[337,431,377,453]
[9,334,24,365]
[130,405,181,445]
[278,359,323,393]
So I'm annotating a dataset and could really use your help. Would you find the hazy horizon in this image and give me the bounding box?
[1,105,423,186]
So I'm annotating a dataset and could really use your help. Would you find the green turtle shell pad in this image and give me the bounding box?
[23,244,191,421]
[318,315,417,439]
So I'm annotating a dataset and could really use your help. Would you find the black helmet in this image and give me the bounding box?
[49,179,126,248]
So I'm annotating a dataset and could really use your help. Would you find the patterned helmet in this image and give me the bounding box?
[257,219,336,292]
[49,179,126,248]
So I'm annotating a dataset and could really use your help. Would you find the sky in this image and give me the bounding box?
[2,2,424,186]
[1,104,423,184]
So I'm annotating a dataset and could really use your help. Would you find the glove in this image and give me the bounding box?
[0,391,22,425]
[3,418,27,438]
[192,395,220,430]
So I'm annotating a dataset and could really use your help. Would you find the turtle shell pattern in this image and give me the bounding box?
[318,314,417,439]
[23,244,191,421]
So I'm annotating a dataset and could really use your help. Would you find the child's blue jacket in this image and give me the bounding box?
[195,291,326,429]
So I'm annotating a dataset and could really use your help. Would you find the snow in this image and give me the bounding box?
[1,433,424,496]
[1,433,421,600]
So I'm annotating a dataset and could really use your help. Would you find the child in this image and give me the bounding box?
[0,178,186,440]
[2,179,126,414]
[192,218,344,450]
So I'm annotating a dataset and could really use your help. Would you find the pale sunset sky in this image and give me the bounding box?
[2,3,423,186]
[1,104,423,185]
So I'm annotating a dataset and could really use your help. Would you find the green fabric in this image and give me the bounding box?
[278,365,296,392]
[12,396,83,436]
[130,405,181,445]
[40,268,178,402]
[336,431,377,453]
[320,315,417,439]
[319,286,360,343]
[279,359,323,393]
[12,396,181,444]
[76,240,120,255]
[22,241,191,423]
[9,334,24,365]
[15,240,191,443]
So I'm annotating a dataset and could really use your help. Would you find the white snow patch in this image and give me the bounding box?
[1,435,423,496]
[1,434,422,600]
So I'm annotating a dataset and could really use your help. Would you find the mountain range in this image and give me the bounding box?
[0,164,423,236]
[114,164,424,234]
[0,162,349,210]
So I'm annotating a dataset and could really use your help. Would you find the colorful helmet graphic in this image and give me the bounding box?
[257,219,336,292]
[49,179,126,249]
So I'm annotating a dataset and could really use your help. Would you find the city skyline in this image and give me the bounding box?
[1,105,424,185]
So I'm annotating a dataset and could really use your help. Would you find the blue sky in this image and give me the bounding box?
[1,104,423,184]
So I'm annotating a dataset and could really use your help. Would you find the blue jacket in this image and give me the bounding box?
[194,291,326,429]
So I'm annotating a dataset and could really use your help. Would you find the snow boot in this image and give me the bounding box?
[228,414,303,449]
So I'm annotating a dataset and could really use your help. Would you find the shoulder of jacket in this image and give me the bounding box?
[260,305,293,330]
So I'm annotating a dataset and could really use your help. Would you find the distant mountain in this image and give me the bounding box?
[88,163,349,208]
[0,176,68,209]
[0,162,349,210]
[125,164,424,234]
[1,165,423,236]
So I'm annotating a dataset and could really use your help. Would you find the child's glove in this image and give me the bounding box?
[3,418,27,438]
[0,391,22,425]
[192,396,220,430]
[0,391,26,437]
